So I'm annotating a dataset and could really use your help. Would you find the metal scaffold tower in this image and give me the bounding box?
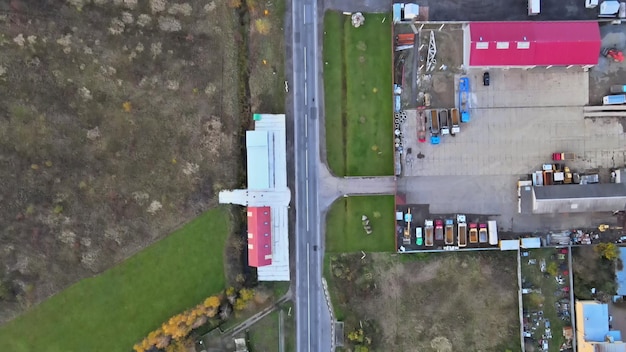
[426,31,437,72]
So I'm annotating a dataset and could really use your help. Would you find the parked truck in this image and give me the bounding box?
[488,220,498,246]
[429,109,440,144]
[478,223,488,243]
[457,215,467,247]
[417,108,427,143]
[603,95,626,105]
[435,219,444,241]
[439,109,450,135]
[552,152,576,161]
[424,220,434,247]
[403,211,413,245]
[611,85,626,93]
[445,219,454,245]
[469,223,478,244]
[459,77,470,122]
[450,108,460,134]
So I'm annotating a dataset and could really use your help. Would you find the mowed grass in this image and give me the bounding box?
[326,196,395,252]
[323,12,393,177]
[0,207,231,352]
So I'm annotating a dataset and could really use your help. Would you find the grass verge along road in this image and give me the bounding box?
[0,207,231,352]
[323,12,393,177]
[326,195,395,252]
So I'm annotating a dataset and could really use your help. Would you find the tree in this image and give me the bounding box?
[239,288,255,301]
[254,18,272,35]
[595,243,620,261]
[234,297,247,311]
[547,261,558,276]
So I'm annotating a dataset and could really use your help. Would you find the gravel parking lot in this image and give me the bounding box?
[398,68,626,231]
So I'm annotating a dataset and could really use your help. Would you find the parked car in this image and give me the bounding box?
[483,72,490,86]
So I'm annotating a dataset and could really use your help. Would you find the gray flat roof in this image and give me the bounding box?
[246,131,270,190]
[533,183,626,200]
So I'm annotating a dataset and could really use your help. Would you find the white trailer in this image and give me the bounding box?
[488,220,498,246]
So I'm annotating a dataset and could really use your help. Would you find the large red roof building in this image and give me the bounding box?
[247,206,272,267]
[468,22,601,67]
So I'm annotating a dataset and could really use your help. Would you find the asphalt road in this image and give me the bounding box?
[291,0,332,351]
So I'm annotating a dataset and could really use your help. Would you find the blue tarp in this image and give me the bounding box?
[617,247,626,296]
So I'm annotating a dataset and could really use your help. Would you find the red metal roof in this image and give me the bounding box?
[247,207,272,267]
[469,22,601,67]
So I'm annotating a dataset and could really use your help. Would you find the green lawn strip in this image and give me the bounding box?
[325,195,395,253]
[247,302,294,352]
[247,311,279,351]
[323,11,346,176]
[343,13,393,176]
[0,207,231,352]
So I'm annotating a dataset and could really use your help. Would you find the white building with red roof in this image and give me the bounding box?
[219,114,290,281]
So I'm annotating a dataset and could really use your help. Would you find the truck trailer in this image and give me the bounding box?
[457,215,467,247]
[429,109,440,144]
[450,108,460,134]
[488,220,498,246]
[469,223,478,244]
[417,108,427,143]
[459,77,470,122]
[440,109,450,135]
[435,219,444,241]
[444,219,454,245]
[603,95,626,105]
[478,223,488,243]
[424,220,434,247]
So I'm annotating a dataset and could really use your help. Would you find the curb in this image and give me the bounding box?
[322,278,336,351]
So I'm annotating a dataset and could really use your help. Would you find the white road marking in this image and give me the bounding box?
[304,84,307,102]
[304,46,306,82]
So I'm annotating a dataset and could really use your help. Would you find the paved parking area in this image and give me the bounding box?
[401,68,626,178]
[398,68,626,231]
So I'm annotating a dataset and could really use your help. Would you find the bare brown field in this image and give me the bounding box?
[326,252,521,352]
[0,0,246,322]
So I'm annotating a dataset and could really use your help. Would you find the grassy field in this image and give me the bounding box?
[248,303,295,352]
[326,196,395,253]
[0,207,231,352]
[323,12,393,177]
[326,252,521,352]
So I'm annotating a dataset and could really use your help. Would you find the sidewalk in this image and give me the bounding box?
[318,165,397,210]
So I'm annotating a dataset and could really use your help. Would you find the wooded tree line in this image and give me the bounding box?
[134,287,255,352]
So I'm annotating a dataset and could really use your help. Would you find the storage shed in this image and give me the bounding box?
[532,184,626,214]
[466,21,601,68]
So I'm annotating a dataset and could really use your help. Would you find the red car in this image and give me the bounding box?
[559,248,568,254]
